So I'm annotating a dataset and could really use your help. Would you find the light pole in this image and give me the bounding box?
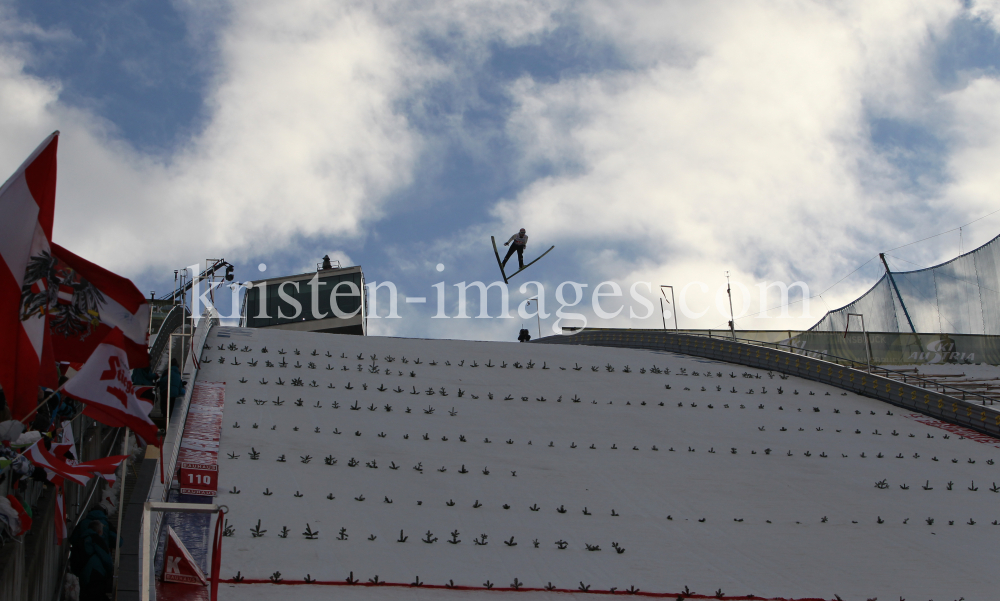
[725,271,736,340]
[148,291,156,338]
[659,285,678,331]
[527,297,541,339]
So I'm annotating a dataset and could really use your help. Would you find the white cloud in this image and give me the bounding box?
[491,1,973,328]
[970,0,1000,26]
[941,77,1000,222]
[7,0,1000,337]
[0,0,563,278]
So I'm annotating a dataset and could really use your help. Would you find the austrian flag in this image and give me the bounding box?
[0,132,60,420]
[77,454,129,486]
[63,328,160,447]
[47,243,150,368]
[22,440,94,486]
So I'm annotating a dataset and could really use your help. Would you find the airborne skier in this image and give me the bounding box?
[490,229,553,284]
[501,228,529,271]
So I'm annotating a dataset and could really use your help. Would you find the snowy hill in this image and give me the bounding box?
[190,327,998,601]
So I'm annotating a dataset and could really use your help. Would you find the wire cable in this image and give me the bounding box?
[708,255,880,328]
[883,206,1000,253]
[704,206,1000,329]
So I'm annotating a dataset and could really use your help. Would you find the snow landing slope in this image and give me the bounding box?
[196,327,998,601]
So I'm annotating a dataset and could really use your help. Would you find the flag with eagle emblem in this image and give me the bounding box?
[0,132,60,420]
[20,242,151,368]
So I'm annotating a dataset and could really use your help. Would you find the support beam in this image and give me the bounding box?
[880,253,918,335]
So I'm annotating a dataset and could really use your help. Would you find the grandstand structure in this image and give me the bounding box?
[122,319,998,601]
[240,262,366,336]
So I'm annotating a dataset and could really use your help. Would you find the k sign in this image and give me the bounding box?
[162,525,207,585]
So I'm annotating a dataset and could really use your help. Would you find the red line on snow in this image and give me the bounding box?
[225,579,834,600]
[904,413,1000,448]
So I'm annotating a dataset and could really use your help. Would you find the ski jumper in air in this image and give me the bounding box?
[502,229,529,270]
[491,229,553,284]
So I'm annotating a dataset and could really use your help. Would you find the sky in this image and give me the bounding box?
[3,0,1000,341]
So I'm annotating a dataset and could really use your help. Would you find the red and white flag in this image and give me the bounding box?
[0,132,60,420]
[62,328,160,447]
[49,420,77,464]
[4,495,32,536]
[22,439,95,486]
[47,243,150,368]
[77,454,129,485]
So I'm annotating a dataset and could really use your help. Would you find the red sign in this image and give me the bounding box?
[162,526,207,585]
[179,462,218,496]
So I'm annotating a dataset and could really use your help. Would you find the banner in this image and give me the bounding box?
[783,331,1000,366]
[63,328,160,446]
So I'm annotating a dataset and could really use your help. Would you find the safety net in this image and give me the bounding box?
[810,233,1000,335]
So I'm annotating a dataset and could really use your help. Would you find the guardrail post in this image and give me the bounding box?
[141,503,227,601]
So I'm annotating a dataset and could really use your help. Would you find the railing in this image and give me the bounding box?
[51,426,128,601]
[0,415,124,601]
[148,305,187,369]
[682,331,996,407]
[534,329,1000,439]
[141,308,218,601]
[141,503,227,601]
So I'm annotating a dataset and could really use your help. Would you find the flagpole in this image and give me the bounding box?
[113,427,130,599]
[19,380,69,424]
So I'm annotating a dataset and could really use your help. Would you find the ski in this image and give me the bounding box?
[491,236,509,284]
[505,245,554,282]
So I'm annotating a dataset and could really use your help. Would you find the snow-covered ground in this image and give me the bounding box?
[193,327,998,601]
